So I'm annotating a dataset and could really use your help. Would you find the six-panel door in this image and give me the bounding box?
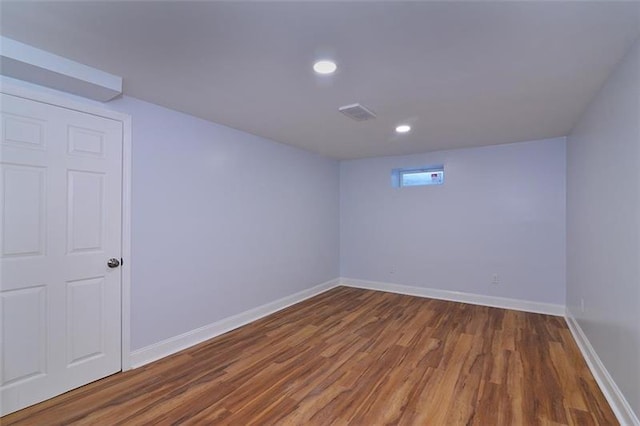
[0,93,123,415]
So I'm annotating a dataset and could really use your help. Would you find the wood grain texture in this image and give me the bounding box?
[2,287,617,425]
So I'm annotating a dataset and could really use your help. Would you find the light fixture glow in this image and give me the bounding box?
[395,124,411,133]
[313,60,337,74]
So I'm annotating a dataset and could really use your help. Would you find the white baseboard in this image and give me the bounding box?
[340,277,565,316]
[129,278,340,368]
[565,309,639,426]
[129,277,562,369]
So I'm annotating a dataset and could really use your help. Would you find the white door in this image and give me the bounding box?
[0,93,123,416]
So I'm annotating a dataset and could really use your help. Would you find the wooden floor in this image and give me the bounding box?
[3,287,617,425]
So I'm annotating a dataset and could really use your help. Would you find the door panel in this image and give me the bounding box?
[0,286,47,387]
[66,277,105,366]
[2,113,46,150]
[67,125,106,158]
[0,93,123,415]
[67,170,105,253]
[1,164,46,257]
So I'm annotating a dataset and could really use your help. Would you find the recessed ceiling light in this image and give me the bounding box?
[313,60,337,74]
[395,124,411,133]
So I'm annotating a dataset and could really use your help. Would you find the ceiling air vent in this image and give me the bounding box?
[338,103,376,121]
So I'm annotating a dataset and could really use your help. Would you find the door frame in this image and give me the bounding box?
[1,82,134,371]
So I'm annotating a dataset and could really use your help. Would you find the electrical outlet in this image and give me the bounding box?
[492,273,499,284]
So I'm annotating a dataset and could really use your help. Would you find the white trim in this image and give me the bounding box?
[565,308,639,426]
[0,83,134,372]
[340,277,565,316]
[129,279,341,368]
[120,114,133,371]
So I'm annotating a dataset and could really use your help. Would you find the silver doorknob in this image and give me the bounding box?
[107,258,120,268]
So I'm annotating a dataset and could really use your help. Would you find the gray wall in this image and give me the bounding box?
[340,138,566,305]
[109,97,340,350]
[566,40,640,417]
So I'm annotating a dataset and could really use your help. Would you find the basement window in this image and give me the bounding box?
[392,166,444,187]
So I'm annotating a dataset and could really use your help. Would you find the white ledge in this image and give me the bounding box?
[0,37,122,101]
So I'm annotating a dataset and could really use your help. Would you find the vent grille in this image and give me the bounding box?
[338,103,376,121]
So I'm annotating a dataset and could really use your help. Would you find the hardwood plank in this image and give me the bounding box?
[1,287,618,425]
